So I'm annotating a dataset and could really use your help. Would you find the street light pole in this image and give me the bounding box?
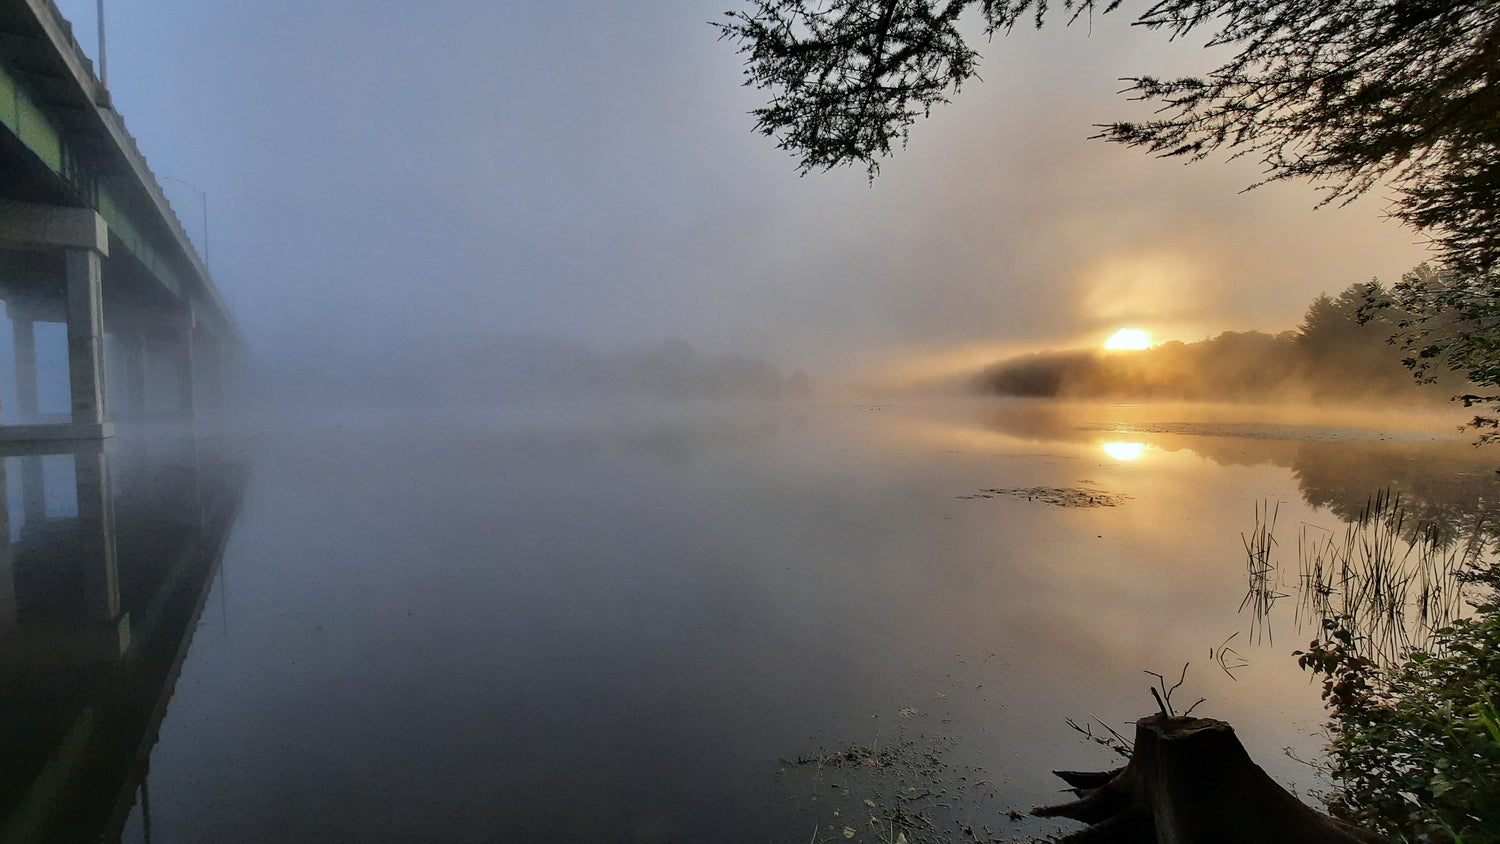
[161,176,208,271]
[96,0,106,86]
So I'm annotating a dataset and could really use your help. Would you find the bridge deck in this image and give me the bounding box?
[0,0,237,345]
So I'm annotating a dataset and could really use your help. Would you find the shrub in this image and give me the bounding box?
[1298,574,1500,843]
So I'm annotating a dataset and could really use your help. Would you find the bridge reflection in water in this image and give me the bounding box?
[0,437,248,842]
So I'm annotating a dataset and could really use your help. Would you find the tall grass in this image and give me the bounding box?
[1244,489,1488,665]
[1240,499,1283,646]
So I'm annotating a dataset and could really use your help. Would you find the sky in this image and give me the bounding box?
[52,0,1431,384]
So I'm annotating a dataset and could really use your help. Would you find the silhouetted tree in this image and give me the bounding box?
[974,283,1460,401]
[717,0,1500,275]
[1370,264,1500,442]
[1294,283,1423,398]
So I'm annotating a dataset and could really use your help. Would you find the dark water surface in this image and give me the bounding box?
[3,399,1494,842]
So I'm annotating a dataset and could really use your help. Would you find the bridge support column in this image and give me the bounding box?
[0,442,130,668]
[10,318,38,421]
[20,455,44,525]
[0,459,12,636]
[200,333,227,418]
[0,201,114,441]
[74,446,121,626]
[178,319,198,421]
[66,248,109,428]
[123,333,148,416]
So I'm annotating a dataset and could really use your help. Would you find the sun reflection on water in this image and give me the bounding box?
[1101,440,1148,461]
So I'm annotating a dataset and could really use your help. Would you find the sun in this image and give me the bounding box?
[1103,328,1152,350]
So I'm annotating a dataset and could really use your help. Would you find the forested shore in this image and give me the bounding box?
[975,277,1467,404]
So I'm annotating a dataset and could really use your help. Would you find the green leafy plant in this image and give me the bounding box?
[1297,580,1500,843]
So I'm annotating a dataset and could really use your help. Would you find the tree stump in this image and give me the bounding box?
[1033,713,1384,843]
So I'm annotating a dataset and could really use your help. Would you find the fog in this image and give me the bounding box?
[10,8,1500,841]
[973,310,1467,407]
[49,0,1431,397]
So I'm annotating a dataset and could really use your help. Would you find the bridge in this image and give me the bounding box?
[0,0,240,440]
[0,436,250,839]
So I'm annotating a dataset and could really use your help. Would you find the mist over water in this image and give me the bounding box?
[5,2,1490,841]
[6,390,1496,842]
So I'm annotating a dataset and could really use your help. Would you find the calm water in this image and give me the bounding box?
[2,399,1494,842]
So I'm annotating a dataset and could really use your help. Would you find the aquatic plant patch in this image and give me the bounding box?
[957,487,1129,508]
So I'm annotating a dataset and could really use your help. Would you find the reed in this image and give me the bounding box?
[1245,489,1488,665]
[1240,499,1284,646]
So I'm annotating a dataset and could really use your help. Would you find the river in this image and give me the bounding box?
[2,398,1493,842]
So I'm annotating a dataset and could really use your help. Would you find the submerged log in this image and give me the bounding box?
[1033,713,1384,844]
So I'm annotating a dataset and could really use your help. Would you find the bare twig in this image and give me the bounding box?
[1147,664,1193,716]
[1065,714,1134,757]
[1150,685,1171,717]
[1167,663,1188,700]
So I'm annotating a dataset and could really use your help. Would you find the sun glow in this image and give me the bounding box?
[1103,328,1152,350]
[1101,441,1147,461]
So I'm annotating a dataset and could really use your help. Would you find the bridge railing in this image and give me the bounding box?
[10,0,240,344]
[33,0,100,84]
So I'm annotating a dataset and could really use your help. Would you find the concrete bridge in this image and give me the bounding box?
[0,437,250,840]
[0,0,241,440]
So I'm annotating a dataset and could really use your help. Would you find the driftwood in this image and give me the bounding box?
[1033,713,1384,844]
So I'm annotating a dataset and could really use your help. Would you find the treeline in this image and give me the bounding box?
[410,337,816,403]
[266,335,815,412]
[975,282,1468,403]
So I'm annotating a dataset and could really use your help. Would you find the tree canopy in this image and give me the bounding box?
[1369,263,1500,441]
[716,0,1500,275]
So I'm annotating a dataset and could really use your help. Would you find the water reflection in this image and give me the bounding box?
[0,438,248,843]
[1266,489,1478,663]
[976,400,1500,543]
[1100,441,1147,461]
[17,401,1479,842]
[975,399,1500,659]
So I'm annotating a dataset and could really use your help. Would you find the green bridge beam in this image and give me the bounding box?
[0,0,240,347]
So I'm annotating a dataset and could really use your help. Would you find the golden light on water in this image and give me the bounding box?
[1103,328,1152,350]
[1102,441,1148,461]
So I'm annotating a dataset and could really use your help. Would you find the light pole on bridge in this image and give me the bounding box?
[96,0,106,86]
[161,176,209,272]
